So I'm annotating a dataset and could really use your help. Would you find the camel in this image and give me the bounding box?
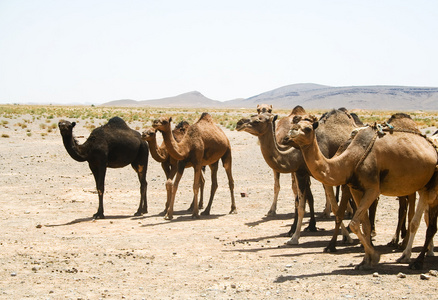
[288,112,438,269]
[58,117,149,219]
[141,121,205,214]
[152,112,237,220]
[236,111,353,245]
[256,104,273,114]
[258,105,307,216]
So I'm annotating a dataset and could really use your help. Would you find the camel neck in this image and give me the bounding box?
[146,137,168,163]
[61,133,87,162]
[161,127,187,161]
[257,123,302,173]
[299,133,350,186]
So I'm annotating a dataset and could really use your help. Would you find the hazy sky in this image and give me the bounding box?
[1,0,437,104]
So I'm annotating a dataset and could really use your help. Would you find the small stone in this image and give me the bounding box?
[11,272,17,277]
[420,274,431,280]
[372,272,379,277]
[429,270,438,277]
[285,264,293,268]
[36,224,42,228]
[397,272,406,278]
[24,211,30,214]
[230,284,236,289]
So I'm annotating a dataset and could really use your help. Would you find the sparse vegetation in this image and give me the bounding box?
[0,104,437,139]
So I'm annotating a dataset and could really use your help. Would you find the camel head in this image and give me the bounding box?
[256,104,273,114]
[173,121,190,140]
[152,116,172,132]
[287,115,319,146]
[141,127,157,142]
[58,119,76,136]
[236,113,277,136]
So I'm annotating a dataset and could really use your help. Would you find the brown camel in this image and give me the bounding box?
[152,113,237,220]
[236,111,352,244]
[288,113,438,269]
[256,103,273,114]
[58,117,149,219]
[258,105,306,216]
[141,122,205,214]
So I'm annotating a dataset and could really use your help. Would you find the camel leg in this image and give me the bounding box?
[222,149,237,214]
[165,161,186,220]
[286,173,307,245]
[368,198,378,237]
[400,193,416,249]
[323,185,353,244]
[304,175,317,232]
[267,171,281,216]
[189,172,205,212]
[423,206,435,257]
[349,188,381,270]
[199,171,205,209]
[398,191,428,263]
[201,162,219,216]
[287,174,299,236]
[89,162,106,219]
[191,164,204,219]
[133,163,148,216]
[161,161,174,215]
[324,184,351,252]
[410,205,438,269]
[388,196,408,247]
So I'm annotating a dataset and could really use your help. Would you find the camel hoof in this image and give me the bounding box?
[285,238,299,245]
[164,214,173,220]
[354,262,373,271]
[192,214,200,219]
[229,208,237,214]
[93,213,105,219]
[397,254,411,263]
[134,211,144,217]
[409,260,424,270]
[304,225,318,232]
[371,230,377,237]
[201,210,210,216]
[266,210,276,217]
[324,246,337,253]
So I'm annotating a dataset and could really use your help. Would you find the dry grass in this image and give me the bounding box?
[1,104,437,137]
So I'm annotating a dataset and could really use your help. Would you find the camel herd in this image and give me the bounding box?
[58,106,438,271]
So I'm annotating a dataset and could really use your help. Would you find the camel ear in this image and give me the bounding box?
[72,122,76,128]
[169,117,172,123]
[313,122,319,130]
[273,115,278,122]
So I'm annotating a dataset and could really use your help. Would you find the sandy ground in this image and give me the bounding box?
[0,114,437,299]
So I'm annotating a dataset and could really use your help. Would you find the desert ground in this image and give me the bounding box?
[0,107,437,299]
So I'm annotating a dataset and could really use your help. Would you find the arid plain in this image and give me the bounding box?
[0,105,437,299]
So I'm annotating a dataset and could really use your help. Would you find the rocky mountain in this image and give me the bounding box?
[102,91,224,108]
[101,84,438,110]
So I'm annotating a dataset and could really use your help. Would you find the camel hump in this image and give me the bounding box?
[198,112,213,122]
[107,117,129,129]
[290,105,306,116]
[387,113,420,133]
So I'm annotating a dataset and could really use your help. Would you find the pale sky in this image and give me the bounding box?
[1,0,437,104]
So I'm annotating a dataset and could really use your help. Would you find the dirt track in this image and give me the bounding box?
[0,116,437,299]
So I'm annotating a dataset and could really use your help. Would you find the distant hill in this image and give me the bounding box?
[102,91,224,108]
[101,84,438,110]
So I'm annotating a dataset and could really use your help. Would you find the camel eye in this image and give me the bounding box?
[303,127,312,134]
[292,116,302,124]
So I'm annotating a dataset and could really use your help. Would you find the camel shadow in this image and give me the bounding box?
[141,210,226,227]
[45,214,150,227]
[245,213,294,227]
[273,256,438,283]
